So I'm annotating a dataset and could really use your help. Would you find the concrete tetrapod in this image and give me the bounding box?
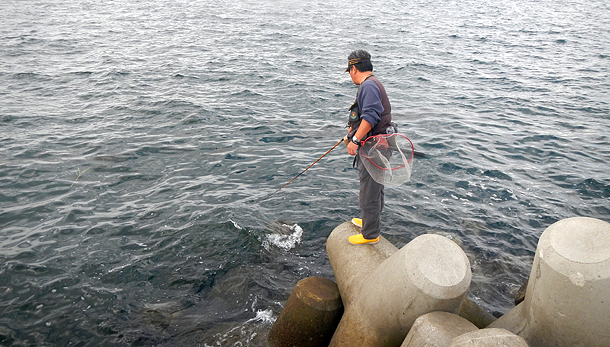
[328,233,472,347]
[401,311,478,347]
[457,295,496,329]
[267,277,343,347]
[448,328,529,346]
[489,217,610,346]
[326,221,399,307]
[327,222,494,329]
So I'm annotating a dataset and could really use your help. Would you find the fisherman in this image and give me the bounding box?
[344,50,394,245]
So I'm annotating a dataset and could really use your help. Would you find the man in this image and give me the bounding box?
[344,50,393,245]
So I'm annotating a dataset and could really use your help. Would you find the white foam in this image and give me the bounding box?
[263,223,303,251]
[246,309,276,324]
[203,308,276,347]
[230,219,243,230]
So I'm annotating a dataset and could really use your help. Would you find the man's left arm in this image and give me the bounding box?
[347,120,372,155]
[346,82,383,156]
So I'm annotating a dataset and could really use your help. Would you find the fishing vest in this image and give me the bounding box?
[348,75,393,138]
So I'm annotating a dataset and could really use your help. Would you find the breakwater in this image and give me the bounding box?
[270,217,610,346]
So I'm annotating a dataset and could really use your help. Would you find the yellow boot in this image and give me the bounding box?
[348,233,379,245]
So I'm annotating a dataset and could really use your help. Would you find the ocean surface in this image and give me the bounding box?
[1,0,609,345]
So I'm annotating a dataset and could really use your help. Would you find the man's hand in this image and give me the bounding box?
[347,141,359,156]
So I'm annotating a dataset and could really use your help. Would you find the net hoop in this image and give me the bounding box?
[359,133,414,187]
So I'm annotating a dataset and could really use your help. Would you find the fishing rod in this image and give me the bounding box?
[266,136,426,198]
[272,138,345,195]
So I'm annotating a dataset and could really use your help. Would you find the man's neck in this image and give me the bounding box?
[354,71,373,85]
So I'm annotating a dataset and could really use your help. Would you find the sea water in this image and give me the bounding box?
[1,0,609,345]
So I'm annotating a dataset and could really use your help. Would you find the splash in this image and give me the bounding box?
[262,223,303,252]
[203,309,276,347]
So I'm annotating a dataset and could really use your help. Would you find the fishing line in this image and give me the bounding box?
[242,138,344,204]
[272,137,345,195]
[247,136,426,204]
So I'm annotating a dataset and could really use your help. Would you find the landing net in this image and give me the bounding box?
[358,133,414,187]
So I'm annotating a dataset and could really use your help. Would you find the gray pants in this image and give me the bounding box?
[358,157,384,239]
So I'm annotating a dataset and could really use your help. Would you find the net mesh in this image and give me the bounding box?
[358,133,414,187]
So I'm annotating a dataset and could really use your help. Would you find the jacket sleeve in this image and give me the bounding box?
[357,81,384,129]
